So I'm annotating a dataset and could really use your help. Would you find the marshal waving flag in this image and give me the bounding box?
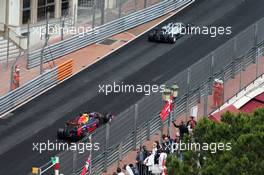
[80,155,91,175]
[160,96,173,121]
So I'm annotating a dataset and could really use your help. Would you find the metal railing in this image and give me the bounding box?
[27,0,194,69]
[32,17,264,175]
[0,68,58,115]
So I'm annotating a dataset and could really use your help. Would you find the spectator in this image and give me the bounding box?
[117,167,125,175]
[161,134,167,143]
[158,148,168,175]
[187,116,197,135]
[172,120,188,139]
[129,164,139,175]
[124,164,134,175]
[154,141,161,165]
[172,132,180,154]
[175,132,180,143]
[135,146,148,175]
[144,142,159,173]
[187,116,197,129]
[162,136,172,154]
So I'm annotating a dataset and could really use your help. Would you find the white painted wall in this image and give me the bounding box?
[70,0,78,25]
[0,0,6,31]
[9,0,20,27]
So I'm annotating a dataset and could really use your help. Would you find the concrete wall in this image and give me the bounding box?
[70,0,78,25]
[0,0,6,31]
[105,0,117,9]
[9,0,20,27]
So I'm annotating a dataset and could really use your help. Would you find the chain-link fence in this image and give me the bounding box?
[35,17,264,175]
[77,0,163,26]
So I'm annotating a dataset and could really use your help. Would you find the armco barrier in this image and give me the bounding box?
[27,0,194,69]
[0,59,74,116]
[35,17,264,175]
[0,69,58,115]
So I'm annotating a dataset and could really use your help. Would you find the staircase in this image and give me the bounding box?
[0,36,20,63]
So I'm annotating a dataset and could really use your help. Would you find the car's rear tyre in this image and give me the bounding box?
[168,36,176,44]
[148,33,155,42]
[57,128,65,139]
[161,34,168,42]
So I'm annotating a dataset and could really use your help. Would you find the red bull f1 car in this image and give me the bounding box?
[57,112,114,141]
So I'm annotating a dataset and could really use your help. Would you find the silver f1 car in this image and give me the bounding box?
[148,22,190,44]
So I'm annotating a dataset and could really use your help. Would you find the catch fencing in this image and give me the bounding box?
[27,0,194,69]
[36,16,264,175]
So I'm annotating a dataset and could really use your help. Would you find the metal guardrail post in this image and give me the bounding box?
[118,0,122,18]
[232,38,237,79]
[197,86,201,103]
[173,99,178,121]
[144,0,147,8]
[231,60,235,79]
[139,125,143,147]
[239,57,242,90]
[253,23,258,64]
[100,0,105,25]
[72,149,77,173]
[257,47,261,76]
[133,104,138,150]
[242,55,246,71]
[254,23,259,77]
[147,121,150,140]
[89,135,92,175]
[209,53,215,95]
[27,20,30,57]
[118,141,123,166]
[185,68,191,122]
[167,111,172,137]
[203,84,208,117]
[160,117,163,143]
[60,16,65,41]
[92,0,96,28]
[40,12,50,74]
[221,69,225,103]
[6,27,10,68]
[104,123,110,172]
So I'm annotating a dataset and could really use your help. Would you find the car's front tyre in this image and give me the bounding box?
[168,36,176,44]
[148,33,155,42]
[57,128,66,139]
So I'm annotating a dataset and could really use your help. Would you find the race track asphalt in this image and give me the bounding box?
[1,0,264,174]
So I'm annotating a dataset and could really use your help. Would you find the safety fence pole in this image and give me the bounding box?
[147,121,150,140]
[104,123,110,172]
[185,68,191,122]
[133,104,138,150]
[209,53,215,95]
